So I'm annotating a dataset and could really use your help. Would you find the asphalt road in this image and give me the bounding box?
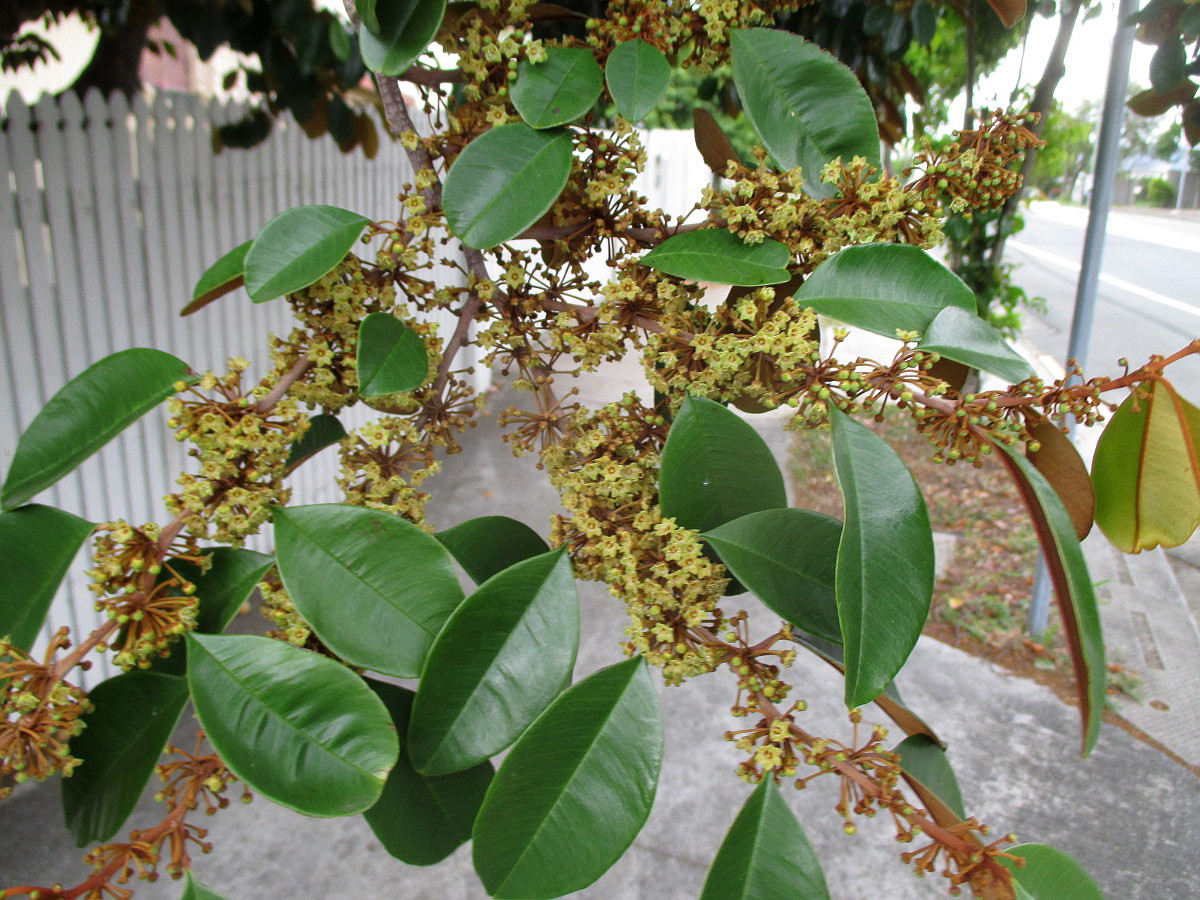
[1006,201,1200,400]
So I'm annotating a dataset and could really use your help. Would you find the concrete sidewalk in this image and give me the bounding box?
[3,361,1200,899]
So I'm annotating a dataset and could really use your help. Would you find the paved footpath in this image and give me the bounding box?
[3,356,1200,899]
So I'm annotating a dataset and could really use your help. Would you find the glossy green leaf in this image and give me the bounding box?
[357,313,429,397]
[285,413,347,474]
[472,658,662,898]
[243,205,370,302]
[435,515,550,585]
[659,396,787,534]
[730,28,879,198]
[829,407,934,709]
[149,548,276,678]
[513,46,603,128]
[182,239,250,316]
[409,549,579,775]
[62,671,189,846]
[794,244,975,338]
[893,734,966,822]
[996,446,1105,756]
[700,778,829,900]
[358,0,447,76]
[639,229,792,286]
[364,680,494,866]
[442,124,574,250]
[0,505,93,652]
[181,548,275,636]
[1,349,195,510]
[917,306,1035,385]
[605,39,671,121]
[182,873,229,900]
[998,843,1105,900]
[186,633,397,817]
[274,504,463,678]
[1091,380,1200,552]
[703,508,842,642]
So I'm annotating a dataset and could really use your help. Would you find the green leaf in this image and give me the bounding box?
[186,633,397,817]
[364,680,494,866]
[442,124,574,250]
[358,0,447,76]
[1,348,195,510]
[435,515,550,585]
[700,779,829,900]
[660,396,787,534]
[243,205,370,302]
[1091,380,1200,552]
[605,39,671,121]
[997,843,1105,900]
[285,413,347,474]
[472,658,662,898]
[329,19,352,60]
[917,306,1034,384]
[730,28,880,198]
[995,445,1105,756]
[829,407,934,709]
[0,505,93,652]
[409,548,579,775]
[639,229,792,286]
[356,313,429,397]
[513,46,603,128]
[794,243,975,338]
[148,547,276,678]
[911,1,939,45]
[182,239,250,316]
[1151,38,1187,94]
[703,508,842,643]
[62,671,189,846]
[1182,3,1200,39]
[181,548,275,636]
[274,504,463,678]
[182,872,230,900]
[893,734,966,821]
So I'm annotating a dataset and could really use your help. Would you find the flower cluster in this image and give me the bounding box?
[164,359,306,545]
[906,110,1044,214]
[86,520,206,669]
[544,395,727,683]
[338,415,439,524]
[0,631,91,795]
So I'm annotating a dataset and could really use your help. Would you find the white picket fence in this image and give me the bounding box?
[0,89,479,681]
[0,88,712,683]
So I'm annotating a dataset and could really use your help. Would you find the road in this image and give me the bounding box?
[1005,201,1200,401]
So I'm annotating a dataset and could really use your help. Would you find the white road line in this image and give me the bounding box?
[1008,239,1200,321]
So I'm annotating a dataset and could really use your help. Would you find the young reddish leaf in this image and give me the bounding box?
[1026,416,1094,541]
[984,0,1026,28]
[182,239,251,316]
[693,108,741,175]
[995,445,1104,756]
[1127,81,1197,117]
[1091,380,1200,552]
[893,734,967,825]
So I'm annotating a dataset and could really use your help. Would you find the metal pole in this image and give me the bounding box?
[1027,0,1139,637]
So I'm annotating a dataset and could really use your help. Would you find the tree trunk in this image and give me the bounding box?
[70,0,158,97]
[988,0,1085,266]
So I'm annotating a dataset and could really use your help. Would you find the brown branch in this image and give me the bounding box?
[400,65,465,86]
[255,358,314,414]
